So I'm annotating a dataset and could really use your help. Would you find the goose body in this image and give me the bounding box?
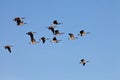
[68,33,78,40]
[48,26,55,34]
[54,30,64,35]
[80,59,89,66]
[53,20,62,25]
[51,37,61,43]
[26,32,38,44]
[79,30,90,37]
[40,37,50,43]
[13,17,26,26]
[4,45,13,53]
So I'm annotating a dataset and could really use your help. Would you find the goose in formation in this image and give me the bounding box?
[26,32,38,44]
[78,30,90,37]
[4,45,13,53]
[13,17,26,26]
[52,20,62,25]
[50,37,61,43]
[54,30,64,35]
[68,33,78,40]
[80,59,89,66]
[47,26,55,34]
[40,37,50,44]
[26,31,36,40]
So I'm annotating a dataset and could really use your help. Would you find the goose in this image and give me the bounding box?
[13,17,26,26]
[54,30,64,35]
[78,30,90,37]
[50,37,61,43]
[4,45,13,53]
[26,32,39,44]
[80,59,89,66]
[47,26,55,34]
[40,37,50,44]
[68,33,78,40]
[26,31,36,40]
[52,20,62,25]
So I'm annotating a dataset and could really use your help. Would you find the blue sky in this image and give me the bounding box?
[0,0,120,80]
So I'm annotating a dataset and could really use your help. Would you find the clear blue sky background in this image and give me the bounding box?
[0,0,120,80]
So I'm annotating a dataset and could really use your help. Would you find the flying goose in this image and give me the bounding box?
[80,59,89,66]
[78,30,90,37]
[50,37,61,43]
[13,17,26,26]
[54,30,64,35]
[4,45,13,53]
[40,37,50,44]
[52,20,62,25]
[68,33,78,40]
[26,31,36,40]
[47,26,55,34]
[26,32,39,44]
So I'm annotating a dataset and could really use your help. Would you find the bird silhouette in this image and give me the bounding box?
[54,30,64,35]
[40,37,50,44]
[52,20,62,25]
[13,17,26,26]
[80,59,89,66]
[4,45,13,53]
[50,37,61,43]
[26,31,35,40]
[78,30,90,37]
[68,33,78,40]
[47,26,55,34]
[26,32,39,44]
